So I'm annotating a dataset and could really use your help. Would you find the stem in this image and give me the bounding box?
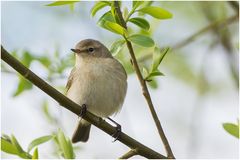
[1,46,167,159]
[114,1,175,158]
[119,149,138,159]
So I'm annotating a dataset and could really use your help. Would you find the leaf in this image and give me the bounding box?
[32,148,38,159]
[142,67,149,78]
[46,0,80,6]
[138,6,173,19]
[148,78,158,89]
[99,20,126,35]
[151,47,170,71]
[91,1,109,17]
[128,17,150,30]
[223,123,239,138]
[98,11,115,23]
[11,135,31,159]
[13,77,33,97]
[66,138,75,159]
[132,1,144,10]
[1,137,18,155]
[22,51,33,67]
[57,129,74,159]
[128,34,154,47]
[145,69,164,81]
[11,135,24,154]
[110,40,126,56]
[37,56,51,68]
[28,135,54,152]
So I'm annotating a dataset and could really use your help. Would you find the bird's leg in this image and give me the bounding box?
[79,104,87,117]
[107,117,121,142]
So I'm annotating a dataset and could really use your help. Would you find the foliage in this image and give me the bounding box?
[223,121,239,138]
[1,130,74,159]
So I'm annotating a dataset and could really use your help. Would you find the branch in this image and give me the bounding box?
[1,46,167,159]
[119,149,138,159]
[113,1,174,158]
[137,14,239,63]
[172,14,239,49]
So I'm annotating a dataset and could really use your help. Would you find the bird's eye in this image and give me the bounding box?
[88,47,94,53]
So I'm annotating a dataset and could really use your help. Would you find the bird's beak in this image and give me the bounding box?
[71,49,81,54]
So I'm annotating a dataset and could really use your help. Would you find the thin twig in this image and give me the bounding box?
[173,14,239,50]
[137,14,239,63]
[1,46,167,159]
[119,149,138,159]
[113,1,174,158]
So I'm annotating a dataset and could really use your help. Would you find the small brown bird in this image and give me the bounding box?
[66,39,127,143]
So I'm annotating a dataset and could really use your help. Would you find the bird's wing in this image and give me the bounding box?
[65,67,76,95]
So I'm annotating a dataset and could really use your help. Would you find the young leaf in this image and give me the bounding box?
[98,11,115,23]
[145,69,164,81]
[110,40,126,56]
[132,1,144,10]
[28,135,54,152]
[223,123,239,138]
[91,1,109,17]
[127,34,154,47]
[128,17,150,30]
[1,137,18,155]
[99,21,126,35]
[138,6,172,19]
[32,148,38,159]
[46,0,80,6]
[142,67,149,78]
[13,76,33,97]
[11,135,25,154]
[57,129,74,159]
[151,47,170,71]
[11,135,31,159]
[66,138,75,159]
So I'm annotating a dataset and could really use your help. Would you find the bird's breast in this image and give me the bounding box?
[67,58,127,117]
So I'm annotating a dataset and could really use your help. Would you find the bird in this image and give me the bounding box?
[66,39,127,143]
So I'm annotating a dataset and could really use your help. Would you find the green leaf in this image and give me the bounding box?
[57,129,74,159]
[11,135,24,154]
[22,51,33,67]
[1,137,18,155]
[37,56,51,68]
[148,78,158,89]
[110,40,126,56]
[151,47,170,71]
[91,1,109,17]
[11,135,31,159]
[46,0,80,6]
[13,77,33,97]
[223,123,239,138]
[142,67,149,78]
[128,17,150,30]
[128,34,154,47]
[145,69,164,81]
[99,20,126,35]
[32,148,38,159]
[98,11,115,23]
[66,138,75,159]
[138,6,172,19]
[132,1,144,10]
[28,135,54,152]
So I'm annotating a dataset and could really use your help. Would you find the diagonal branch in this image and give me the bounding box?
[119,149,138,159]
[1,46,167,159]
[113,1,174,158]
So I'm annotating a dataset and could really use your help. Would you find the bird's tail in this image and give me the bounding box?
[72,119,91,143]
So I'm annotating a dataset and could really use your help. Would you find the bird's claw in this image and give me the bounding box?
[79,104,87,117]
[108,117,122,142]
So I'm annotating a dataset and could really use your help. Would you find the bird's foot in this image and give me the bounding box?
[108,117,122,142]
[79,104,87,118]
